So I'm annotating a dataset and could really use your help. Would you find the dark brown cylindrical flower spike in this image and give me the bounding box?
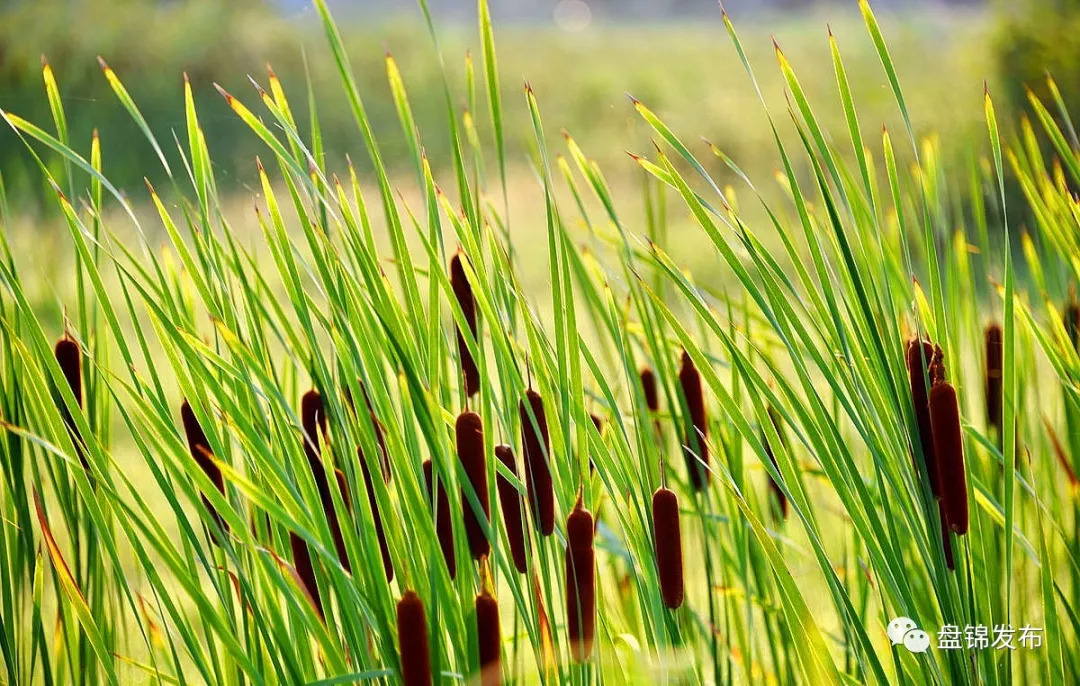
[678,351,709,490]
[906,340,941,499]
[985,323,1003,438]
[929,362,968,535]
[494,445,528,573]
[54,336,89,472]
[451,251,481,397]
[476,591,501,686]
[289,532,323,618]
[764,407,789,520]
[350,381,392,482]
[360,450,393,581]
[651,487,684,609]
[300,389,350,572]
[457,411,490,559]
[180,400,228,541]
[565,495,595,662]
[520,389,554,536]
[640,366,659,413]
[397,590,432,686]
[423,459,456,579]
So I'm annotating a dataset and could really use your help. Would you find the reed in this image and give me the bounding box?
[905,339,941,499]
[423,458,457,579]
[396,590,432,686]
[494,444,528,573]
[451,251,481,397]
[300,389,350,571]
[929,354,968,535]
[289,532,323,619]
[457,410,490,559]
[475,590,501,686]
[520,388,554,536]
[360,450,394,581]
[54,336,89,472]
[651,487,684,609]
[180,400,229,541]
[985,323,1003,439]
[565,493,595,662]
[678,350,709,490]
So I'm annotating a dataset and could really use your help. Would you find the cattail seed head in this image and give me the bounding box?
[984,323,1003,437]
[457,411,490,559]
[301,389,327,466]
[300,390,350,572]
[930,377,968,535]
[494,445,528,573]
[651,487,684,609]
[520,388,554,536]
[397,590,432,686]
[360,450,393,581]
[905,339,941,499]
[180,400,228,541]
[678,350,709,490]
[451,251,481,397]
[764,406,789,520]
[640,366,659,413]
[423,458,456,579]
[476,591,501,686]
[565,495,595,662]
[289,532,323,618]
[54,336,89,473]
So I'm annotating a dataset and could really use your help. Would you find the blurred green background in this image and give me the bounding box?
[0,0,1051,215]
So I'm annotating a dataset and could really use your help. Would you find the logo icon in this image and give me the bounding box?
[888,617,929,652]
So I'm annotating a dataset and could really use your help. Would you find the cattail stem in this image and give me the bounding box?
[476,591,501,686]
[180,400,229,542]
[360,450,394,581]
[652,487,684,609]
[451,251,481,397]
[494,445,528,573]
[938,502,955,571]
[423,459,457,579]
[985,323,1003,441]
[397,590,432,686]
[301,390,351,572]
[906,340,941,499]
[520,389,554,536]
[565,495,595,662]
[457,411,490,559]
[289,532,323,618]
[929,357,968,535]
[678,350,709,490]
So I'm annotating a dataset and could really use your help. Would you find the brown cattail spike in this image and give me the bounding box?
[905,340,941,499]
[929,364,968,535]
[54,337,89,472]
[457,411,490,559]
[350,381,392,482]
[360,450,394,581]
[763,406,789,520]
[423,459,457,579]
[651,487,684,609]
[494,445,528,573]
[520,389,554,536]
[678,350,709,490]
[451,251,481,397]
[289,532,323,618]
[300,390,350,572]
[985,323,1003,439]
[397,590,433,686]
[180,400,229,541]
[640,366,659,413]
[476,591,501,686]
[565,495,595,662]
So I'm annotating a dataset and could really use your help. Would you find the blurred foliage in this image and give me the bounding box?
[995,0,1080,121]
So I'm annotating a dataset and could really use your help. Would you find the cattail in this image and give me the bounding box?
[476,591,501,686]
[423,459,456,579]
[651,487,684,609]
[300,390,350,572]
[360,450,393,581]
[929,355,968,535]
[588,413,603,474]
[494,445,528,573]
[290,532,323,618]
[565,494,595,662]
[640,366,659,413]
[397,590,432,686]
[678,350,709,490]
[985,323,1003,439]
[348,381,392,482]
[457,411,490,559]
[1065,295,1080,351]
[905,340,941,499]
[180,400,229,541]
[451,251,481,397]
[763,406,788,520]
[520,388,554,536]
[54,336,89,472]
[938,502,955,571]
